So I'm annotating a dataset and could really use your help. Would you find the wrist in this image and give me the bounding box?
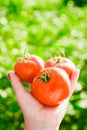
[24,119,59,130]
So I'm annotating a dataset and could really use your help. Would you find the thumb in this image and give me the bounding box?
[8,72,39,113]
[8,72,28,101]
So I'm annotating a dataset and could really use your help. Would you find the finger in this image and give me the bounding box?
[70,69,80,95]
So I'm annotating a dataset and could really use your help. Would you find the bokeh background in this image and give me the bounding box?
[0,0,87,130]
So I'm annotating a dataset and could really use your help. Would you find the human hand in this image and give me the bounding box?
[8,69,79,130]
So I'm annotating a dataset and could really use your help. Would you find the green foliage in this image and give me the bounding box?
[0,0,87,130]
[62,0,87,7]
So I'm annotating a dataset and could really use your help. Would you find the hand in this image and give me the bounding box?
[8,69,79,130]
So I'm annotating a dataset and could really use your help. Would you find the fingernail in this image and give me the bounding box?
[8,73,11,80]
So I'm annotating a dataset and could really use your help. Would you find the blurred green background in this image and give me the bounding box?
[0,0,87,130]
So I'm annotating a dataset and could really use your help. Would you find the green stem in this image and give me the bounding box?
[38,72,50,82]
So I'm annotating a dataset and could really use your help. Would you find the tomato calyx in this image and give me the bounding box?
[18,55,31,63]
[54,57,62,66]
[38,71,50,82]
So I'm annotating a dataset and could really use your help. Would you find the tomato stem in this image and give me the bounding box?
[55,58,62,66]
[38,71,50,82]
[18,55,31,62]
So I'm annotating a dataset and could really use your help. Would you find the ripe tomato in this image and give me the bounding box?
[45,57,76,78]
[31,67,71,106]
[14,55,44,83]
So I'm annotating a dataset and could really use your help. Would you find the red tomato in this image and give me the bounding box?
[31,67,71,106]
[45,57,76,78]
[14,55,44,83]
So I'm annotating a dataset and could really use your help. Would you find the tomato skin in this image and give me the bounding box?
[30,55,44,70]
[14,55,44,83]
[31,67,71,106]
[45,57,75,78]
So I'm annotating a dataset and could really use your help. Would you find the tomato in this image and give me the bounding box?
[45,57,76,78]
[31,67,71,106]
[14,55,44,83]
